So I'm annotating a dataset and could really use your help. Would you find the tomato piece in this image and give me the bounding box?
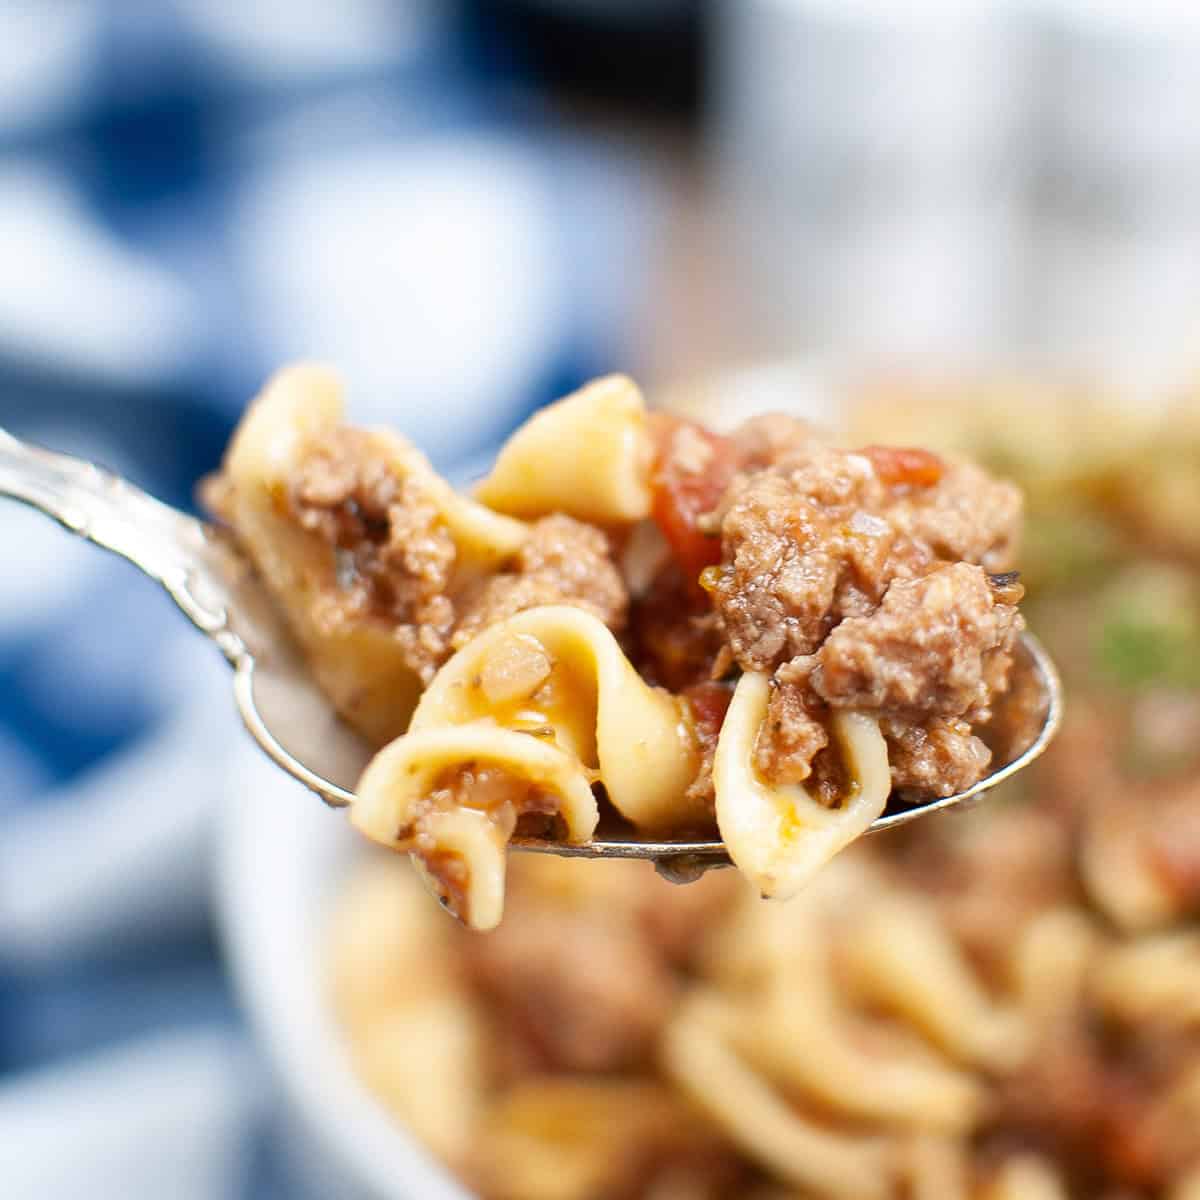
[651,482,723,577]
[649,416,739,578]
[859,444,944,489]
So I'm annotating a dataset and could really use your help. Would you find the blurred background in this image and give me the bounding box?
[1,1,1200,1197]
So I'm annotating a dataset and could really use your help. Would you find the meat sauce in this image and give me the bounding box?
[644,415,1024,803]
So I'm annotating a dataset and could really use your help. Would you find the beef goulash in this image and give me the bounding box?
[209,364,1032,926]
[330,375,1200,1200]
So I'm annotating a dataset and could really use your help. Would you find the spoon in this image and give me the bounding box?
[0,428,1063,882]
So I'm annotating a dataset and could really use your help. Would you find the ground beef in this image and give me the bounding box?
[291,428,458,682]
[454,514,627,649]
[628,562,726,692]
[887,457,1022,573]
[711,445,889,672]
[679,681,735,816]
[881,715,994,798]
[748,566,1022,795]
[697,431,1023,801]
[754,658,829,787]
[711,444,1021,676]
[812,564,1024,723]
[990,1021,1200,1194]
[289,432,628,685]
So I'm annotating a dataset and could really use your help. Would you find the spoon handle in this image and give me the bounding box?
[0,427,245,663]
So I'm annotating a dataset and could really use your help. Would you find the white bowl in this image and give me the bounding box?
[215,741,470,1200]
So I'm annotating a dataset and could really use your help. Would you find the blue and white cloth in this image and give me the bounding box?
[0,5,653,1196]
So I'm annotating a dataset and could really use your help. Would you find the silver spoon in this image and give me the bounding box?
[0,428,1063,882]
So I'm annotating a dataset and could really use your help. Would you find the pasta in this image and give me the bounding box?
[1008,906,1101,1022]
[978,1157,1070,1200]
[468,1078,727,1200]
[212,364,1034,921]
[474,373,654,524]
[1079,798,1184,931]
[326,861,485,1161]
[713,898,983,1131]
[661,991,891,1200]
[898,1136,971,1200]
[351,606,699,928]
[330,816,1200,1200]
[713,671,891,900]
[839,893,1028,1071]
[1091,932,1200,1028]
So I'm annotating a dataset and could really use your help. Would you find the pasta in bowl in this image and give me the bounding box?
[314,368,1200,1200]
[209,364,1043,927]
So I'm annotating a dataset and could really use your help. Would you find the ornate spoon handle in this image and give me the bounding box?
[0,427,245,664]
